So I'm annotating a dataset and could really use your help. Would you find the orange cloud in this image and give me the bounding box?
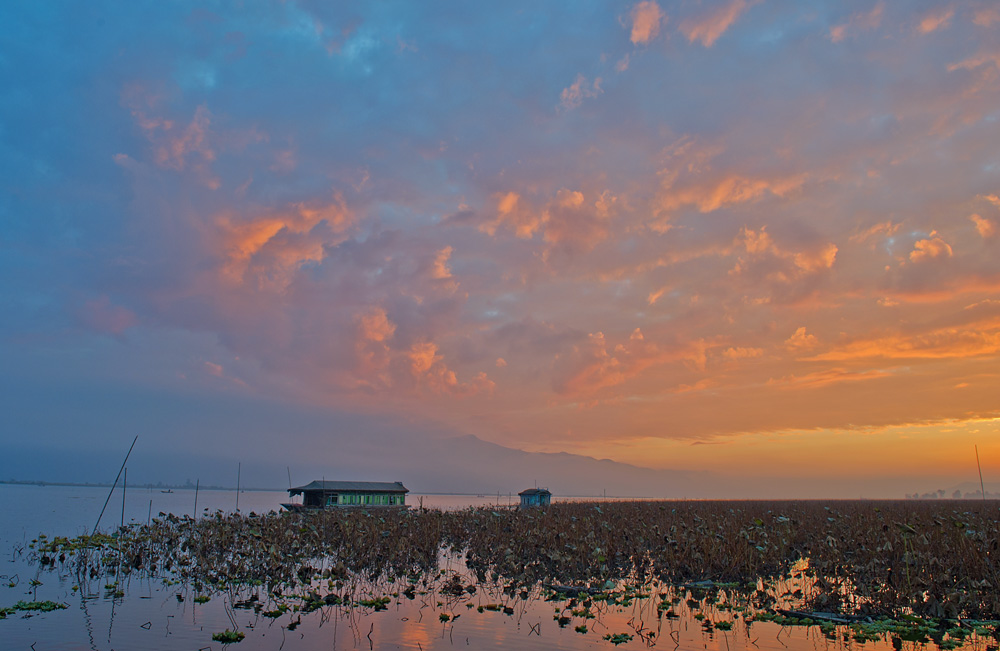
[357,307,396,343]
[431,246,454,279]
[917,7,953,34]
[830,2,883,43]
[659,173,806,216]
[722,346,763,360]
[217,194,353,290]
[734,227,836,279]
[481,191,544,238]
[794,243,838,273]
[970,213,996,238]
[543,189,616,253]
[909,234,953,262]
[553,328,706,396]
[630,1,665,45]
[483,188,615,253]
[560,74,603,110]
[811,323,1000,362]
[785,327,818,352]
[850,220,901,246]
[679,0,749,47]
[766,368,888,390]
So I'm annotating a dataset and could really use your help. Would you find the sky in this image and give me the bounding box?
[2,1,1000,497]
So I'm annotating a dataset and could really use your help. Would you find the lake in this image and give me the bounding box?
[0,484,983,650]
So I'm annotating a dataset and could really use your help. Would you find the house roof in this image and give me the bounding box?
[518,488,551,496]
[288,480,409,496]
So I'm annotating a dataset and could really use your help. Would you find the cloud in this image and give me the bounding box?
[909,234,953,262]
[430,246,454,279]
[630,1,665,45]
[830,2,884,43]
[917,7,954,34]
[970,214,996,238]
[767,368,888,390]
[947,51,1000,72]
[733,227,837,279]
[481,188,615,253]
[542,189,616,254]
[679,0,749,47]
[560,74,603,110]
[722,346,763,360]
[78,296,137,336]
[974,7,1000,26]
[785,327,818,352]
[481,191,543,238]
[553,328,706,396]
[812,325,1000,362]
[657,173,807,216]
[216,194,353,290]
[850,220,901,247]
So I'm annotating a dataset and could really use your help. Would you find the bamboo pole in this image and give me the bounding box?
[976,445,986,502]
[93,436,138,536]
[121,467,127,528]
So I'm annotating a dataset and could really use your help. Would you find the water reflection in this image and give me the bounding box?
[3,485,999,650]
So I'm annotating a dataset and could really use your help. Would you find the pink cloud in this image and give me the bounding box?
[830,2,884,43]
[560,74,603,110]
[679,0,750,47]
[79,296,137,336]
[630,1,665,45]
[974,7,1000,26]
[917,6,954,34]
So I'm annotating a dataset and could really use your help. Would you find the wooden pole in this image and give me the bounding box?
[976,445,986,502]
[193,479,200,519]
[93,436,138,536]
[236,462,241,513]
[121,467,127,528]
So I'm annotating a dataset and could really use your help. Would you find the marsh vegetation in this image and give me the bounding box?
[13,500,1000,648]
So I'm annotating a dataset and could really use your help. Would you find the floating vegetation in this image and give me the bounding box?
[211,629,245,643]
[0,600,69,618]
[17,500,1000,648]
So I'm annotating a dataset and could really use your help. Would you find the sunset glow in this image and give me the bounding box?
[2,1,999,496]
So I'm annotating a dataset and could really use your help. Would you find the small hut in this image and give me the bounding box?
[518,487,552,508]
[283,480,408,511]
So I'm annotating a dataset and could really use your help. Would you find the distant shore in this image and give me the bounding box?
[0,479,278,492]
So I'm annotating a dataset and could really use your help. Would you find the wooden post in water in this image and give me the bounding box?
[193,479,200,519]
[236,462,241,513]
[93,436,138,536]
[147,499,152,526]
[976,445,986,502]
[121,467,127,528]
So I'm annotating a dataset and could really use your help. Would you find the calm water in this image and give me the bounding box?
[0,484,951,651]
